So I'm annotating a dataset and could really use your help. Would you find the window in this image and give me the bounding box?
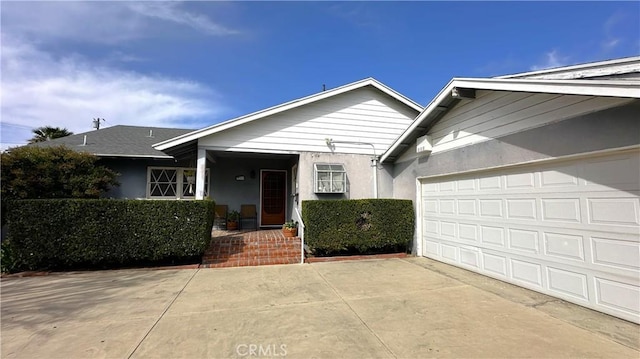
[314,163,346,193]
[147,167,209,199]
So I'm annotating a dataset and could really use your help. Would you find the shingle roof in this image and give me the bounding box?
[30,125,192,158]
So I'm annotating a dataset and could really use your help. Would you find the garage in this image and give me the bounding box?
[420,149,640,323]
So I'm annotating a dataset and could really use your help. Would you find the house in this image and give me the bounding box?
[30,125,195,199]
[152,78,422,228]
[27,57,639,323]
[31,78,422,226]
[381,56,640,323]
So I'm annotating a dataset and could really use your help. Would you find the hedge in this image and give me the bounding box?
[302,199,414,256]
[4,199,215,272]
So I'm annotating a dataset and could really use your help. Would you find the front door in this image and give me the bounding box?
[260,170,286,226]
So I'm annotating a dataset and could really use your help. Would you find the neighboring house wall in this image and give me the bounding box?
[197,87,418,156]
[392,100,640,202]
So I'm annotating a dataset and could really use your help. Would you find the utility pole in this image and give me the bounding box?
[92,118,104,130]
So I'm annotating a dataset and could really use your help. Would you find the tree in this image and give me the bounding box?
[1,145,119,201]
[28,126,73,144]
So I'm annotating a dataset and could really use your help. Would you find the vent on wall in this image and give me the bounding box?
[416,134,432,154]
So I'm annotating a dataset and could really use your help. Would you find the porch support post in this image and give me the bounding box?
[195,148,207,200]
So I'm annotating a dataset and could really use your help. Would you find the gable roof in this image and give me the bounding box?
[30,125,192,159]
[153,78,422,151]
[380,77,640,163]
[496,56,640,80]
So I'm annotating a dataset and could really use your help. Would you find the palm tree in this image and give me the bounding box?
[28,126,74,144]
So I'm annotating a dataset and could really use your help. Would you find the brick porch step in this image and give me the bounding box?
[201,229,302,268]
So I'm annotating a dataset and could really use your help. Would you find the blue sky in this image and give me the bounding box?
[1,1,639,150]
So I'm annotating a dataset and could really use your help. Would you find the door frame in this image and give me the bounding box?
[259,169,288,227]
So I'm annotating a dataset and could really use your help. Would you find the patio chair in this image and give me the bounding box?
[239,204,258,231]
[214,204,228,230]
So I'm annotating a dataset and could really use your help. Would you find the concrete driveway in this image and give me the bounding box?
[2,258,638,358]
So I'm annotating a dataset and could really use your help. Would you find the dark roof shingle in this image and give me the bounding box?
[30,125,192,158]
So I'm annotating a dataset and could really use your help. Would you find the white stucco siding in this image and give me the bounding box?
[198,87,419,155]
[428,91,633,156]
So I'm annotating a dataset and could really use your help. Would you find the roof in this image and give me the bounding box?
[153,78,423,151]
[30,125,193,158]
[380,77,640,163]
[496,56,640,80]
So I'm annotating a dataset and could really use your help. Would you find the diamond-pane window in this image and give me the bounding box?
[148,167,209,199]
[314,163,346,193]
[149,169,178,197]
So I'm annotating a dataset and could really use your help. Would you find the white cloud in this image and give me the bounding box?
[530,50,570,71]
[127,2,239,36]
[601,12,627,53]
[0,36,228,150]
[0,1,238,44]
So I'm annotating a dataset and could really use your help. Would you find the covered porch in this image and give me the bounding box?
[164,140,301,228]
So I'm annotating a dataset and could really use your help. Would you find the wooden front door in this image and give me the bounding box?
[261,170,287,226]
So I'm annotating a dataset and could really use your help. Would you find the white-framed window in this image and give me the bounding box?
[147,167,209,199]
[314,163,346,193]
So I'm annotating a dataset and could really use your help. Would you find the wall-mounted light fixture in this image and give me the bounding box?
[235,175,245,181]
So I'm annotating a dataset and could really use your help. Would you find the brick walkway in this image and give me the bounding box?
[201,229,302,268]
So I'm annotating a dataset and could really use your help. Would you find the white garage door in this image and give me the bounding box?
[420,149,640,323]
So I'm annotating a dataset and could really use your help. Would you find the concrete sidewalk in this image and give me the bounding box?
[2,258,638,358]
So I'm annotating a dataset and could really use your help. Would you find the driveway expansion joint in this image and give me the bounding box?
[126,268,200,359]
[309,264,398,359]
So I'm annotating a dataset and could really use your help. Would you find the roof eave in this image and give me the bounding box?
[380,78,640,163]
[496,56,640,79]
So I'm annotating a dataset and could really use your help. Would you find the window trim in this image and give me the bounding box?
[313,163,346,194]
[147,167,210,199]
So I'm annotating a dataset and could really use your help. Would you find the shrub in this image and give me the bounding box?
[0,145,119,201]
[1,145,119,227]
[4,199,215,272]
[302,199,414,256]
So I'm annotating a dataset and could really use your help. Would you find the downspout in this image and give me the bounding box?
[325,139,378,198]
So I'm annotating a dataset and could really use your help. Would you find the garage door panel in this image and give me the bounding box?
[587,197,640,226]
[595,278,640,316]
[541,198,581,223]
[457,199,477,215]
[547,267,589,301]
[421,149,640,323]
[543,232,585,262]
[506,172,536,189]
[540,164,580,187]
[481,225,506,247]
[508,228,540,254]
[482,252,508,277]
[506,199,537,220]
[459,246,481,269]
[458,223,479,242]
[591,237,640,270]
[510,259,543,287]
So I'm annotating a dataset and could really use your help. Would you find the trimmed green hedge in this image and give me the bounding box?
[4,199,215,272]
[302,199,414,256]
